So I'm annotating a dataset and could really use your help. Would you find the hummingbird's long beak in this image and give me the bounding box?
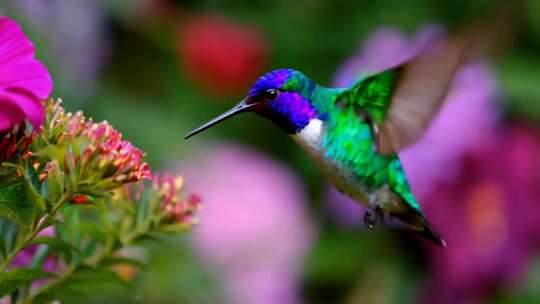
[184,99,254,139]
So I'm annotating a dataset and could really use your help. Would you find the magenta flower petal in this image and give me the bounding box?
[0,16,52,135]
[0,18,33,62]
[0,88,44,130]
[0,98,24,131]
[0,17,53,99]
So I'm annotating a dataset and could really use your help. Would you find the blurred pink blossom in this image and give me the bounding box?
[181,144,314,304]
[0,17,52,132]
[327,25,499,225]
[421,123,540,303]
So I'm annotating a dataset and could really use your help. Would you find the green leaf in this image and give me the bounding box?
[27,237,79,264]
[0,204,24,229]
[0,268,57,298]
[0,165,19,187]
[0,237,6,260]
[72,222,107,242]
[32,264,133,302]
[0,182,35,229]
[99,256,146,270]
[0,219,19,256]
[34,287,87,303]
[129,233,164,245]
[70,265,133,291]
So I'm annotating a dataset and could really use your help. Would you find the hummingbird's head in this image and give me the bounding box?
[185,68,320,139]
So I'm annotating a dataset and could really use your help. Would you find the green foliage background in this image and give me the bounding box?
[4,0,540,303]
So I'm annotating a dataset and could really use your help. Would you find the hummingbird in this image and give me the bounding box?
[185,35,474,247]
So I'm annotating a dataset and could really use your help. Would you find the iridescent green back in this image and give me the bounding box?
[313,69,421,212]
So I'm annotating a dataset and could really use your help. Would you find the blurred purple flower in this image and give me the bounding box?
[0,17,52,132]
[12,227,57,273]
[421,123,540,304]
[1,0,108,100]
[181,144,314,304]
[326,25,499,225]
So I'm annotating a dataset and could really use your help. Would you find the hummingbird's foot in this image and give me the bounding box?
[364,206,384,229]
[364,210,377,229]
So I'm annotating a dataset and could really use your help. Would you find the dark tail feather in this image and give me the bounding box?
[391,209,446,247]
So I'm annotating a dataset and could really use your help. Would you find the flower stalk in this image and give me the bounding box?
[0,192,71,274]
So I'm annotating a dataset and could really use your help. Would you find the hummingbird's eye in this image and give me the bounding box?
[264,89,279,101]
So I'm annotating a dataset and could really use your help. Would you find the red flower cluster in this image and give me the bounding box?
[0,124,34,163]
[177,14,268,97]
[40,99,151,189]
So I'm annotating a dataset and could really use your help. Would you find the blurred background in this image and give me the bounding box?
[2,0,540,303]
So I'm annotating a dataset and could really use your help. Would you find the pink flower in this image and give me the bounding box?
[0,17,52,132]
[181,144,314,304]
[115,171,202,230]
[153,173,202,227]
[40,99,152,190]
[81,121,152,183]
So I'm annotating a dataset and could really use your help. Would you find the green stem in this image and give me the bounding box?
[28,229,149,303]
[0,193,71,274]
[22,265,76,304]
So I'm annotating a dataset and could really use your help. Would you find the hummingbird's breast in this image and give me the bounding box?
[291,118,370,205]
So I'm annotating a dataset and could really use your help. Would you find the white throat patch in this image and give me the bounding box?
[292,118,324,151]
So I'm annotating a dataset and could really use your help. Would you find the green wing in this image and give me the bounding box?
[343,37,464,155]
[342,69,397,125]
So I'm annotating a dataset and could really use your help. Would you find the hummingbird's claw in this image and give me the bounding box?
[364,210,377,229]
[364,206,384,229]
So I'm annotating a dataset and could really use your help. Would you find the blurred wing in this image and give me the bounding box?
[345,37,465,155]
[347,4,519,155]
[378,38,464,154]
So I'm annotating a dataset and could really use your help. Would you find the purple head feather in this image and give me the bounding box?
[247,69,319,134]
